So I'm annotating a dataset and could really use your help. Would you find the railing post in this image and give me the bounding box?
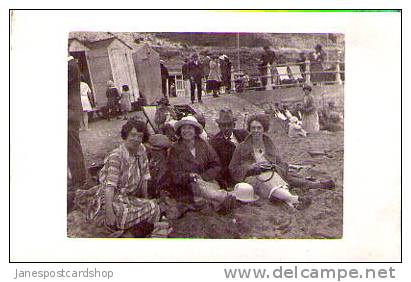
[335,53,343,85]
[231,66,236,93]
[305,59,311,84]
[266,64,272,90]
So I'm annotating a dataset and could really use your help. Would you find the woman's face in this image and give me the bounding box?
[180,124,196,141]
[125,128,144,152]
[250,120,264,140]
[303,89,311,95]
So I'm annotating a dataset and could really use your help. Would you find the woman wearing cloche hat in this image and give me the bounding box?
[167,116,237,213]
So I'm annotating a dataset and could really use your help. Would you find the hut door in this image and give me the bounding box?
[109,48,139,102]
[86,50,112,107]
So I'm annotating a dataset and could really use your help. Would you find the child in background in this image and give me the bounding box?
[120,84,132,120]
[288,116,307,138]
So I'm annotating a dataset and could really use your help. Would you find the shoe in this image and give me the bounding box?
[191,101,195,104]
[123,117,128,120]
[198,100,203,104]
[293,195,312,210]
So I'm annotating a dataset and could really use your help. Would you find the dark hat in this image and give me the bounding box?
[216,108,237,124]
[157,97,170,106]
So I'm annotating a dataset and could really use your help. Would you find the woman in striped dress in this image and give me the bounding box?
[82,119,170,237]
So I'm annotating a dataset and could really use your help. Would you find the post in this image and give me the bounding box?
[266,64,272,90]
[166,78,169,97]
[231,66,236,93]
[305,59,311,84]
[335,52,343,85]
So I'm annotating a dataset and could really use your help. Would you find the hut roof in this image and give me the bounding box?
[86,37,133,50]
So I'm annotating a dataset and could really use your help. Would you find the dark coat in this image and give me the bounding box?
[106,87,120,107]
[182,62,190,80]
[167,137,221,187]
[259,50,276,69]
[209,129,249,188]
[229,134,289,183]
[188,60,204,80]
[160,63,169,80]
[68,58,82,123]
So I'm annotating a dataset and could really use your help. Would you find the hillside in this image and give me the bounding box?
[69,31,344,74]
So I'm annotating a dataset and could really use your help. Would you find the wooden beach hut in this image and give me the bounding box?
[69,37,140,107]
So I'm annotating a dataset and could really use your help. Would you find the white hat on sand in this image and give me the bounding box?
[232,183,260,203]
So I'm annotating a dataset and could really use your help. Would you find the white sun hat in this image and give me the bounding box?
[232,183,260,203]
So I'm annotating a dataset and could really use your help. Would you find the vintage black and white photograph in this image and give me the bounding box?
[67,31,345,239]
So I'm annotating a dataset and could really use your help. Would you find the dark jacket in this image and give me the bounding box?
[160,63,169,80]
[167,137,221,187]
[188,60,204,81]
[68,58,82,123]
[229,134,288,183]
[106,87,120,106]
[209,129,249,188]
[259,50,276,69]
[182,62,190,80]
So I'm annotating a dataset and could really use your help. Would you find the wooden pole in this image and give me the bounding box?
[231,66,236,93]
[335,51,343,85]
[266,64,273,90]
[237,33,240,72]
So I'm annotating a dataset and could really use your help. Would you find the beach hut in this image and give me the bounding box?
[132,44,163,105]
[69,37,140,107]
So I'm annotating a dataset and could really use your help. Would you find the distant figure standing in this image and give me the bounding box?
[296,52,307,79]
[106,80,121,121]
[310,44,326,84]
[207,55,221,98]
[67,56,87,211]
[301,84,320,133]
[258,46,276,88]
[160,60,169,97]
[220,55,232,92]
[182,58,191,96]
[120,84,132,120]
[188,54,204,104]
[79,76,93,131]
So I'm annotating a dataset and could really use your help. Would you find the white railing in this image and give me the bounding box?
[227,58,345,93]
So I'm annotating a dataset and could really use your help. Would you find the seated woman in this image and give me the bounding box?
[229,114,314,210]
[167,116,236,212]
[78,119,170,237]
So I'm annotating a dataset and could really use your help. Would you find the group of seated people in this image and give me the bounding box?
[75,105,336,238]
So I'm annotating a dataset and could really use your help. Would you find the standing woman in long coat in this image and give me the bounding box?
[301,84,320,133]
[207,55,221,98]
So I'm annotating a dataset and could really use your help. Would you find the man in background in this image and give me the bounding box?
[258,46,276,88]
[188,54,204,103]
